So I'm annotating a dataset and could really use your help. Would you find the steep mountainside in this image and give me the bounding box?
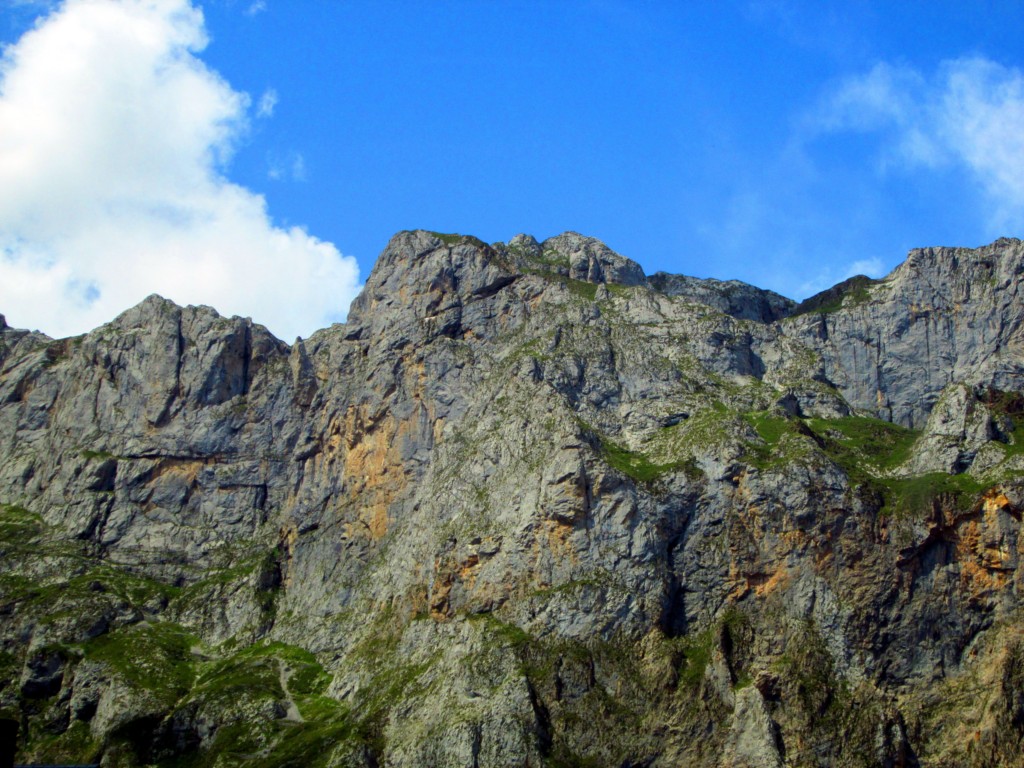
[2,231,1024,767]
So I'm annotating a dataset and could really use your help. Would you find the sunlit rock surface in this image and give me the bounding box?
[2,231,1024,766]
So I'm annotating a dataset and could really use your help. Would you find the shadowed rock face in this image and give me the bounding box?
[2,231,1024,767]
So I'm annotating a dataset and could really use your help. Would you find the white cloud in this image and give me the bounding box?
[245,0,266,15]
[256,87,277,117]
[812,57,1024,231]
[267,150,306,182]
[937,60,1024,229]
[0,0,359,341]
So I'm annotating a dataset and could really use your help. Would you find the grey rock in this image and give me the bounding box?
[2,230,1024,766]
[68,661,105,722]
[19,649,64,699]
[787,238,1024,427]
[649,272,795,322]
[720,686,783,768]
[501,231,646,286]
[909,383,995,473]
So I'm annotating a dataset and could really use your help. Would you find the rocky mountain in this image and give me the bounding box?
[2,230,1024,767]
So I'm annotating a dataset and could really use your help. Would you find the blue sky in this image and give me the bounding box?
[2,0,1024,339]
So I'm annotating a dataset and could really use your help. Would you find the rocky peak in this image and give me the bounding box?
[648,272,795,322]
[350,230,518,309]
[501,231,646,287]
[506,232,542,258]
[542,231,647,286]
[894,237,1024,300]
[343,229,651,348]
[344,229,520,344]
[786,238,1024,428]
[109,293,181,328]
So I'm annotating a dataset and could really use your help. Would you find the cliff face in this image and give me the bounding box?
[2,231,1024,767]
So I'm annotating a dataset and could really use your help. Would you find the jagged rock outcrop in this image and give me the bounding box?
[2,231,1024,767]
[790,238,1024,428]
[648,272,794,323]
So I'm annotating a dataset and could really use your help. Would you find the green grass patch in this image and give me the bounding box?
[228,641,332,699]
[741,412,816,470]
[243,716,366,768]
[566,279,598,301]
[548,751,607,768]
[196,645,280,691]
[85,622,197,702]
[995,421,1024,456]
[80,449,115,460]
[505,336,551,365]
[527,249,571,270]
[162,640,349,766]
[745,412,791,445]
[0,649,19,688]
[600,437,683,483]
[71,564,179,606]
[875,472,987,519]
[170,550,266,614]
[733,671,753,690]
[773,621,842,717]
[577,418,700,484]
[806,415,919,476]
[2,561,179,618]
[24,719,100,765]
[801,415,991,518]
[0,503,43,542]
[649,402,736,455]
[354,653,439,754]
[529,575,618,601]
[519,265,600,301]
[998,419,1024,458]
[470,612,533,652]
[429,231,464,245]
[979,388,1024,457]
[678,630,713,687]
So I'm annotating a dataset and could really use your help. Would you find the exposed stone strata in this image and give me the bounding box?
[1,232,1024,766]
[789,238,1024,428]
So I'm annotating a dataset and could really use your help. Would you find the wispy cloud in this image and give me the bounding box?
[245,0,266,16]
[267,150,306,182]
[0,0,359,340]
[256,87,277,118]
[809,57,1024,231]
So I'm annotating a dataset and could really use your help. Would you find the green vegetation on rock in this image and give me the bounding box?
[428,231,465,245]
[806,414,919,476]
[85,622,196,701]
[875,471,987,519]
[598,435,691,483]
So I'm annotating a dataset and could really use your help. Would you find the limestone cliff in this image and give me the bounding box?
[2,231,1024,767]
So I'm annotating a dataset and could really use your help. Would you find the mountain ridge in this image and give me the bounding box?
[2,231,1024,766]
[10,230,1021,344]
